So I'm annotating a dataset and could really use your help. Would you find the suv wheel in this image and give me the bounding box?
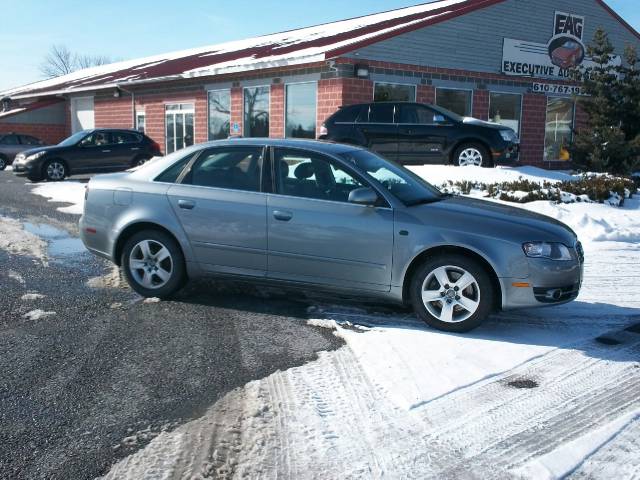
[131,156,150,167]
[43,160,67,181]
[0,156,6,171]
[454,143,491,167]
[410,254,494,332]
[121,229,186,298]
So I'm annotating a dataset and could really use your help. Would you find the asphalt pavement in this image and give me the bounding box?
[0,171,344,480]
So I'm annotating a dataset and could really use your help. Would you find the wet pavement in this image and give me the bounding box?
[0,171,344,480]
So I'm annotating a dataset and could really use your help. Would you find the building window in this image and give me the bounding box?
[244,86,270,137]
[374,82,416,102]
[208,89,231,140]
[136,112,146,133]
[544,97,575,161]
[436,88,472,116]
[489,93,521,134]
[165,103,194,154]
[285,82,317,139]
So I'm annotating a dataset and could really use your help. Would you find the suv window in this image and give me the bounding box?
[19,135,42,145]
[274,148,367,203]
[399,104,439,124]
[332,105,363,123]
[0,134,20,145]
[367,104,395,123]
[112,132,142,144]
[183,147,263,192]
[79,132,112,147]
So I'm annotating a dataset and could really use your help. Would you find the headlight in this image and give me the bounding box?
[499,129,517,142]
[26,151,46,161]
[523,242,573,261]
[15,153,25,163]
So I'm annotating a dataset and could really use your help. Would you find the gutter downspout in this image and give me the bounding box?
[116,85,135,129]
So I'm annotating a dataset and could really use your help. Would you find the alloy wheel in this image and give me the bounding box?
[128,239,174,289]
[458,148,483,167]
[46,161,66,180]
[420,265,481,323]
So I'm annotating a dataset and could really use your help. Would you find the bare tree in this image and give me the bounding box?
[40,44,113,78]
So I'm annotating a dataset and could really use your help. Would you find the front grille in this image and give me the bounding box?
[575,241,584,263]
[533,284,580,303]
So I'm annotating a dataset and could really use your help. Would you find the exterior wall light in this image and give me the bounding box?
[355,66,369,78]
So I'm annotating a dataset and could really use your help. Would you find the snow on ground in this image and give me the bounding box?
[0,215,48,262]
[30,181,85,214]
[407,164,575,185]
[22,309,56,320]
[100,166,640,479]
[20,293,45,301]
[5,165,12,171]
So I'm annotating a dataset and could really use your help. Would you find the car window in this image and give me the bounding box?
[112,132,142,144]
[154,153,196,183]
[332,105,363,123]
[274,148,368,203]
[367,104,395,123]
[182,146,263,192]
[79,132,112,147]
[399,105,439,124]
[19,135,42,145]
[0,134,20,145]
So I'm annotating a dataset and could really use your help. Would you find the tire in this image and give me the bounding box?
[0,156,6,171]
[453,143,492,167]
[410,254,494,333]
[131,155,150,167]
[43,159,67,181]
[121,229,187,298]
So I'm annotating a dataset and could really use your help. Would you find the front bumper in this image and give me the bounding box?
[492,142,520,165]
[501,255,583,309]
[12,161,35,176]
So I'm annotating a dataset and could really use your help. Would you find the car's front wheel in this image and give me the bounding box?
[410,254,494,332]
[454,143,491,167]
[121,229,186,298]
[43,159,67,181]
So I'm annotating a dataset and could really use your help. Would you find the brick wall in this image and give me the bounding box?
[95,96,133,129]
[519,93,547,166]
[0,122,67,145]
[472,89,489,120]
[230,87,243,137]
[269,83,285,138]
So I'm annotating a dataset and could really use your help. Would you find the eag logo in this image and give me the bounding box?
[554,11,584,41]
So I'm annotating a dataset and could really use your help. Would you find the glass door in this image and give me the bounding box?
[165,103,195,154]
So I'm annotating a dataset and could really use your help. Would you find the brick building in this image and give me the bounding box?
[1,0,638,166]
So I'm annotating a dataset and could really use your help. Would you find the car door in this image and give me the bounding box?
[397,104,454,164]
[267,147,394,292]
[0,134,24,161]
[75,131,122,172]
[166,145,268,277]
[355,103,399,162]
[110,131,144,168]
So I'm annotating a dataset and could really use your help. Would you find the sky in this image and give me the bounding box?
[0,0,638,91]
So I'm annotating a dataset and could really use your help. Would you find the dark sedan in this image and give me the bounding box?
[319,102,519,167]
[0,133,46,170]
[12,129,162,182]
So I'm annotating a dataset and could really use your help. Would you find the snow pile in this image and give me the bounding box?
[23,309,56,320]
[21,293,45,301]
[30,181,85,215]
[407,165,575,185]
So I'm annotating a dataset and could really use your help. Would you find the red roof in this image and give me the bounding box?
[2,0,637,99]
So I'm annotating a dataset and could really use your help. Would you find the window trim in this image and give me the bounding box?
[176,144,268,193]
[243,85,271,137]
[543,96,576,162]
[435,87,473,117]
[270,146,391,209]
[165,102,196,154]
[284,81,318,139]
[373,81,418,103]
[207,88,232,141]
[135,111,146,133]
[487,91,523,135]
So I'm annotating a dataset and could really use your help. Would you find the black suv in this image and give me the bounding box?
[13,129,162,182]
[319,102,519,167]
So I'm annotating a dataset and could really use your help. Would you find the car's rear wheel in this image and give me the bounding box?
[43,159,67,181]
[410,254,494,332]
[454,143,491,167]
[131,155,150,167]
[0,155,6,171]
[121,229,186,298]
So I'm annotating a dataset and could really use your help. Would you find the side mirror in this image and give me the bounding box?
[433,114,446,124]
[348,187,378,206]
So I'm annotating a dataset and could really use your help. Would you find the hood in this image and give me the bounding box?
[462,117,510,130]
[416,195,577,244]
[19,144,68,158]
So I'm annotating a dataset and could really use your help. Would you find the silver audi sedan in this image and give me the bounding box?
[80,138,583,332]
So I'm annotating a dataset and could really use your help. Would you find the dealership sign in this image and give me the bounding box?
[502,11,620,80]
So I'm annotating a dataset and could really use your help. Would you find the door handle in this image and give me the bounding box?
[273,210,293,221]
[102,149,111,153]
[178,199,196,210]
[130,147,140,151]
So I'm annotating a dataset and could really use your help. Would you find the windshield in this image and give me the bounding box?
[430,104,463,123]
[340,149,443,206]
[58,130,90,147]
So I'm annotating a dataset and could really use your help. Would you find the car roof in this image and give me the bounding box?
[198,137,362,155]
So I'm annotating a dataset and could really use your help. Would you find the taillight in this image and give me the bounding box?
[151,141,161,153]
[319,124,328,137]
